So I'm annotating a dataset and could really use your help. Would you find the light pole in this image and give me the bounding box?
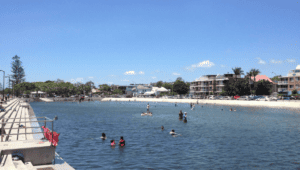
[0,70,5,101]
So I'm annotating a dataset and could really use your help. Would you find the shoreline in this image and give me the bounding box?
[101,98,300,110]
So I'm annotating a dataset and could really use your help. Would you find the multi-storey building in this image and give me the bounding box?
[277,65,300,95]
[190,74,238,96]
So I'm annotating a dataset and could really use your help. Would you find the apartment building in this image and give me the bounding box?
[277,65,300,95]
[190,74,238,96]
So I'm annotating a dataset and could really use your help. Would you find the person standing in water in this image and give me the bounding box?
[179,110,183,120]
[183,112,187,122]
[147,103,150,112]
[119,136,125,147]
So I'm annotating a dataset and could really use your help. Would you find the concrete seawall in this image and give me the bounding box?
[101,98,300,110]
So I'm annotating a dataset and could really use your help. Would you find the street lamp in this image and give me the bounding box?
[0,70,5,101]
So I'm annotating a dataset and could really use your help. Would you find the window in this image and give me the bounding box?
[290,78,294,81]
[290,85,294,88]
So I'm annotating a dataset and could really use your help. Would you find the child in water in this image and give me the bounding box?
[119,136,125,147]
[110,140,115,146]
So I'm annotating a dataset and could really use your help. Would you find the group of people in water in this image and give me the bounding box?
[178,110,187,123]
[101,133,125,147]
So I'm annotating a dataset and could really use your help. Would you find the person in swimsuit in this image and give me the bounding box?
[170,129,176,135]
[147,103,150,112]
[179,110,183,119]
[119,136,125,146]
[101,133,106,139]
[110,140,115,146]
[183,112,187,122]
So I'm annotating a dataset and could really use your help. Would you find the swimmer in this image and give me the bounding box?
[161,126,164,130]
[110,140,115,146]
[119,136,125,147]
[170,129,176,135]
[221,109,223,111]
[101,133,106,140]
[230,108,233,111]
[148,112,153,116]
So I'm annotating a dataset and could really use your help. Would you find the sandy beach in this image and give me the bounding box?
[101,98,300,110]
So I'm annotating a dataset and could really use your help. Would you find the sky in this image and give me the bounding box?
[0,0,299,87]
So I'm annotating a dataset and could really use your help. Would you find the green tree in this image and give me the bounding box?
[162,83,172,90]
[11,55,25,85]
[85,81,95,89]
[112,89,123,95]
[156,81,163,87]
[251,68,260,82]
[173,79,189,95]
[232,67,244,81]
[292,89,298,95]
[99,84,111,92]
[271,76,280,82]
[255,80,273,95]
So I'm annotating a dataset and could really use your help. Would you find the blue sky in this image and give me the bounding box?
[0,0,299,87]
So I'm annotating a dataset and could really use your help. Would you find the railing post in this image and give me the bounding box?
[1,119,4,142]
[52,121,54,146]
[44,118,46,128]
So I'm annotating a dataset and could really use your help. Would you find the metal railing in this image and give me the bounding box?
[278,81,288,85]
[1,116,58,144]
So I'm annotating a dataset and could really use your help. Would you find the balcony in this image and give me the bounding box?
[278,81,288,85]
[278,88,288,92]
[200,89,209,92]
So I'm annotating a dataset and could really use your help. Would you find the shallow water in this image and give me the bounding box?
[30,101,300,169]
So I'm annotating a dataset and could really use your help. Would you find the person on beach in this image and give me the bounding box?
[101,133,106,139]
[179,110,183,119]
[119,136,125,147]
[147,103,150,112]
[110,140,115,146]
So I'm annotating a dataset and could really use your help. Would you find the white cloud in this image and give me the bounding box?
[152,77,157,79]
[185,60,215,70]
[121,79,129,82]
[139,71,145,75]
[124,71,136,75]
[286,59,296,63]
[173,72,181,76]
[108,82,113,84]
[257,58,266,65]
[270,59,282,64]
[76,78,83,83]
[88,77,94,79]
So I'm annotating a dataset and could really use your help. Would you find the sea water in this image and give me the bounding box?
[30,101,300,169]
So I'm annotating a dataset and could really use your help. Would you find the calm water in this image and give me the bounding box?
[30,101,300,170]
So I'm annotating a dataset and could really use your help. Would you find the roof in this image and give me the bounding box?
[251,75,273,83]
[136,85,150,90]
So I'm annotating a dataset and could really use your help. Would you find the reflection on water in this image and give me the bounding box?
[31,101,300,169]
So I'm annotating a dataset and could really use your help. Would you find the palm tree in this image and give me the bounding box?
[251,69,261,82]
[232,67,244,81]
[246,71,253,94]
